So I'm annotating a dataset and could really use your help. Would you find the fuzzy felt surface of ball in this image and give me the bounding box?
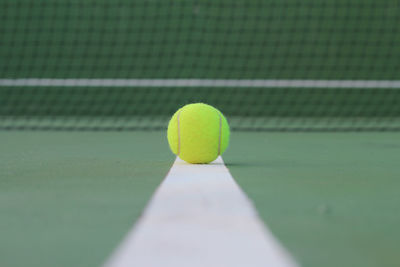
[167,103,230,164]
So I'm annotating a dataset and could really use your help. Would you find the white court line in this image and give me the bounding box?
[1,78,400,88]
[104,157,298,267]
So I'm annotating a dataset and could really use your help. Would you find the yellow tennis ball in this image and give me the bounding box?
[167,103,230,164]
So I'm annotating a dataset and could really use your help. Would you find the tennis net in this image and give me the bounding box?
[1,0,399,131]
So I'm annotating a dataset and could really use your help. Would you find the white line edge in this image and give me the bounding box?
[104,157,298,267]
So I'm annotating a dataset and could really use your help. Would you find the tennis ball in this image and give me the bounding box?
[167,103,230,164]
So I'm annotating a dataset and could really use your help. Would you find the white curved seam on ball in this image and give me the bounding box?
[218,113,222,155]
[177,110,182,156]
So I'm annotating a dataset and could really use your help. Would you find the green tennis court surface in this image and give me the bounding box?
[0,132,172,267]
[1,131,399,267]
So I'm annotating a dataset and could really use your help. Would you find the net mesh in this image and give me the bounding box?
[1,0,400,131]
